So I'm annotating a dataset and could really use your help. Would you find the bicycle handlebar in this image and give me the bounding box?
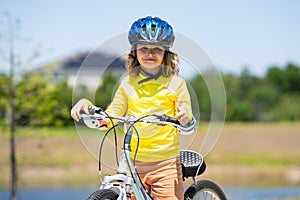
[81,107,196,135]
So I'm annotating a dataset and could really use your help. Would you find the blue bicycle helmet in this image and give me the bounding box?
[128,16,175,48]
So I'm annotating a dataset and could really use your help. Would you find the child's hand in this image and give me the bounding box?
[177,99,189,125]
[98,118,110,130]
[70,99,91,121]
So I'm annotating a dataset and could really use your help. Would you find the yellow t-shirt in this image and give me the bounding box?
[105,73,193,162]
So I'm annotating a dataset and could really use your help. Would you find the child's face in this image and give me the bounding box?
[136,44,165,73]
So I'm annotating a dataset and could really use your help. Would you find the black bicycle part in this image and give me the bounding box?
[98,123,119,172]
[87,189,119,200]
[122,116,151,195]
[90,107,120,172]
[184,180,227,200]
[151,114,180,125]
[180,150,206,179]
[97,114,151,199]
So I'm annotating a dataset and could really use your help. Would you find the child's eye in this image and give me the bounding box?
[153,48,164,53]
[140,47,148,52]
[137,47,165,54]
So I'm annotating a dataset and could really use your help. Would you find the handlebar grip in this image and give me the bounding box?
[164,115,180,125]
[88,107,103,115]
[163,114,196,135]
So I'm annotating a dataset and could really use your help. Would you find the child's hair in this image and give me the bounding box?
[126,46,180,77]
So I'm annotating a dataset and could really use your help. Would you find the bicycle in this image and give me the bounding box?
[80,107,227,200]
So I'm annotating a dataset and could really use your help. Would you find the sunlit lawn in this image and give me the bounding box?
[0,122,300,188]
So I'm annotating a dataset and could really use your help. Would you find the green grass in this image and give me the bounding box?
[2,124,300,168]
[17,126,77,137]
[206,154,300,167]
[1,123,300,188]
[0,125,77,137]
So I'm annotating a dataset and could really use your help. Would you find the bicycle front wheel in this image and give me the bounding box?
[184,180,227,200]
[87,189,119,200]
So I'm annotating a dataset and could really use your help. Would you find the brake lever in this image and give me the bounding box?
[81,108,106,129]
[88,107,104,115]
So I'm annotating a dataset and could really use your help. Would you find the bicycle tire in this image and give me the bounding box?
[184,180,227,200]
[87,189,119,200]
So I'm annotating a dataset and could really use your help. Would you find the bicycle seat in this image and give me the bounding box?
[180,150,206,178]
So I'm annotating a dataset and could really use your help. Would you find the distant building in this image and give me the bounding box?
[39,51,126,90]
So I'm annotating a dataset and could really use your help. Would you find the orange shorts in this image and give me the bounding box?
[131,156,184,200]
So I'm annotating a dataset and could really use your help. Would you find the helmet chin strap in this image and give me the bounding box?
[138,66,163,84]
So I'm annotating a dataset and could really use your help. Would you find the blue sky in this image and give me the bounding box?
[1,0,299,76]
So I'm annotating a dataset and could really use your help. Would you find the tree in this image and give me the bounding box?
[15,73,72,126]
[0,13,42,199]
[188,74,211,120]
[0,74,9,126]
[284,63,300,93]
[3,13,19,200]
[266,63,300,94]
[272,94,300,121]
[95,72,119,108]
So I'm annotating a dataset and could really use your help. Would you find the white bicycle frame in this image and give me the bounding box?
[82,111,196,200]
[99,122,152,199]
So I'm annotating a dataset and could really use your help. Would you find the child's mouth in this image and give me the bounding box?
[144,58,156,62]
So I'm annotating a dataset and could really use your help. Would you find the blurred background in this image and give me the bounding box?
[0,0,300,199]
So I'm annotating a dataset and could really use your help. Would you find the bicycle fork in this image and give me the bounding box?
[100,125,152,200]
[99,141,133,199]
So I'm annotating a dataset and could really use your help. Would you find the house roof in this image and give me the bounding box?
[38,51,126,73]
[61,51,126,70]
